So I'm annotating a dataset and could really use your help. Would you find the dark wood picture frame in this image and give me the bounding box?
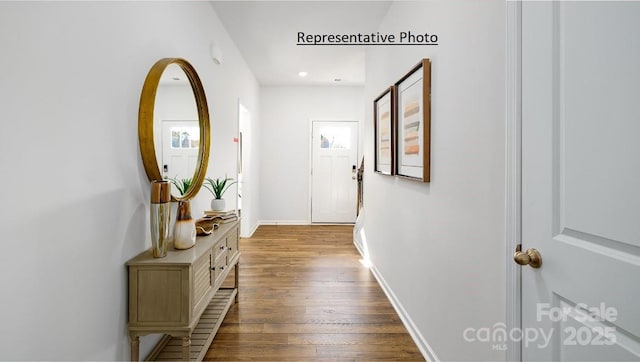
[395,59,431,182]
[373,86,396,175]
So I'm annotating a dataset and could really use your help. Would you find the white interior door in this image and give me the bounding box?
[161,120,199,182]
[311,121,358,223]
[237,103,251,222]
[521,2,640,360]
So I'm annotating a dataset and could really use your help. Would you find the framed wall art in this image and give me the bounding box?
[395,58,431,182]
[373,86,395,175]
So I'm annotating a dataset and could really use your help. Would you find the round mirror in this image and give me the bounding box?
[138,58,210,201]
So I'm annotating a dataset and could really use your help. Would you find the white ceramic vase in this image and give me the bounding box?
[173,201,196,250]
[211,198,226,211]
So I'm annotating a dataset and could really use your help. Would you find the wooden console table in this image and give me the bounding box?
[127,220,240,361]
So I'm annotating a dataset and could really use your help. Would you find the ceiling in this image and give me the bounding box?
[210,1,392,86]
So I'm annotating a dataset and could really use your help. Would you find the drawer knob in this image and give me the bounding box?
[220,266,225,271]
[210,266,215,271]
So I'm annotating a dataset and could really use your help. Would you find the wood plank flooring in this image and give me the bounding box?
[204,225,424,361]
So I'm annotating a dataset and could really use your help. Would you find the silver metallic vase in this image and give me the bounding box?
[150,180,171,258]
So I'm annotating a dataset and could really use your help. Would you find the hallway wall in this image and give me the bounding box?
[259,86,364,224]
[361,1,507,360]
[0,2,258,360]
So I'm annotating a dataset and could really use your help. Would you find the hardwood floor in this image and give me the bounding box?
[204,225,424,361]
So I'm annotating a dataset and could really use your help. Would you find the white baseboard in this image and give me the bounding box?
[353,240,440,362]
[311,222,355,226]
[258,220,310,226]
[241,222,259,238]
[352,239,366,260]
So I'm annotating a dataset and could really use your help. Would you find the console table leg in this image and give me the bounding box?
[130,335,139,362]
[182,336,191,361]
[235,262,240,303]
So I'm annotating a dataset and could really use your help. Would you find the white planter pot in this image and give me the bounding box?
[211,198,226,211]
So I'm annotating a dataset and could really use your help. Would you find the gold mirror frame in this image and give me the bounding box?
[138,58,210,201]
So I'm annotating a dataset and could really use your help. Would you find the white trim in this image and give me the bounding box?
[241,221,259,239]
[311,223,355,226]
[254,220,354,230]
[308,119,314,224]
[352,240,439,362]
[258,220,310,226]
[352,239,366,262]
[505,1,523,361]
[236,99,242,214]
[237,101,249,237]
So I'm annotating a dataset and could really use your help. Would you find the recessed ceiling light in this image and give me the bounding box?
[334,78,342,82]
[172,77,180,81]
[298,71,308,77]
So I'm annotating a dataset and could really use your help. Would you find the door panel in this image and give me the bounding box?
[161,120,199,182]
[560,3,640,246]
[522,2,640,360]
[311,121,358,223]
[554,297,639,361]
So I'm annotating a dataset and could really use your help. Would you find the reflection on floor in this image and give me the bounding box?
[205,225,424,361]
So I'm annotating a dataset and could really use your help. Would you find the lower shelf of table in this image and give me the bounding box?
[147,288,237,361]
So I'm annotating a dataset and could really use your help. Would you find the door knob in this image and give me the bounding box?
[513,245,542,268]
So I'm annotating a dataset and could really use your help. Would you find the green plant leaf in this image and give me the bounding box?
[168,177,192,196]
[203,175,238,199]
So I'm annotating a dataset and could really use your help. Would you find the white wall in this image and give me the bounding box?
[259,86,364,224]
[361,1,506,361]
[0,2,259,360]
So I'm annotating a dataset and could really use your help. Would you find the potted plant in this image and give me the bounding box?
[203,176,238,211]
[168,177,192,196]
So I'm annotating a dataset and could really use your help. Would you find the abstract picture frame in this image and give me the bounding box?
[373,86,396,175]
[395,59,431,182]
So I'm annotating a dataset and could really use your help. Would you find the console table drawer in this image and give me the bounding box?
[214,240,227,265]
[227,228,239,261]
[212,256,228,287]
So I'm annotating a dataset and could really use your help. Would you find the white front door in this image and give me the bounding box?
[521,2,640,360]
[161,120,199,182]
[311,121,358,223]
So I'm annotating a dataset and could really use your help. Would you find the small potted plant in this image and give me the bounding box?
[203,176,237,211]
[168,177,192,196]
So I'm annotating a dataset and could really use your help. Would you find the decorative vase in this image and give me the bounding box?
[173,200,196,250]
[211,198,226,211]
[150,180,171,258]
